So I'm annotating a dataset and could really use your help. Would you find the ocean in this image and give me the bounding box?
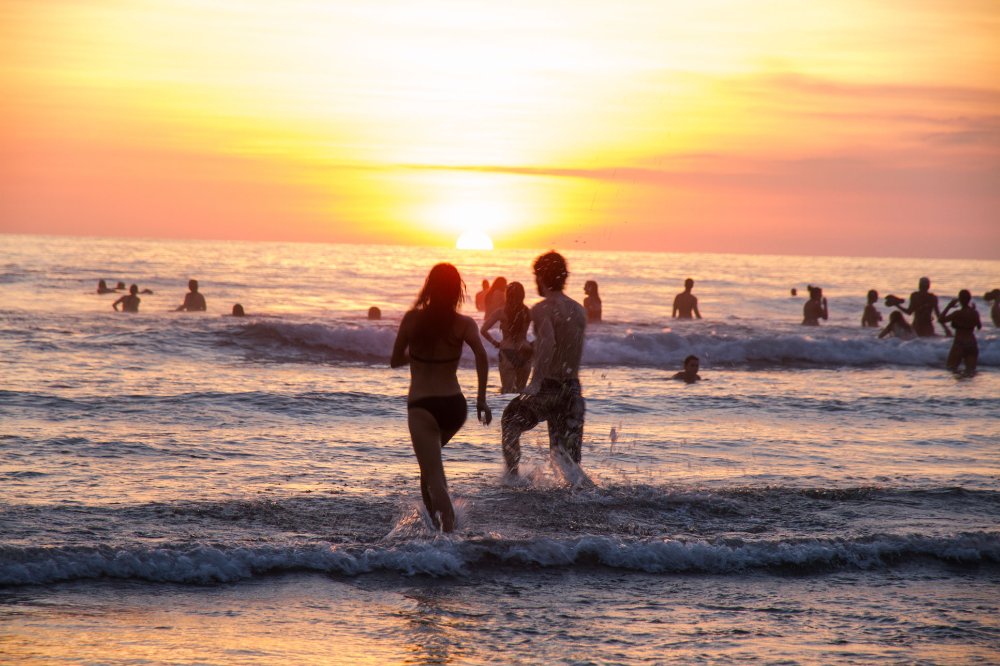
[1,234,998,664]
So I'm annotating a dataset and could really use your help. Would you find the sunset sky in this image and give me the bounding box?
[2,0,998,257]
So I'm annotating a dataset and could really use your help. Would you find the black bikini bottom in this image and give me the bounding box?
[407,393,468,441]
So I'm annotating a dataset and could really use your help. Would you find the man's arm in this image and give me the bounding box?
[672,294,679,318]
[525,305,554,395]
[390,311,413,368]
[693,296,701,319]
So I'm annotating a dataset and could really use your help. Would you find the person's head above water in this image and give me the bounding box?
[367,306,381,320]
[958,289,972,306]
[809,285,823,300]
[867,289,878,304]
[684,355,699,373]
[584,280,599,297]
[116,281,126,290]
[919,277,930,292]
[415,263,465,311]
[129,284,138,295]
[533,251,568,294]
[888,310,906,325]
[684,278,694,291]
[232,303,245,317]
[188,279,199,293]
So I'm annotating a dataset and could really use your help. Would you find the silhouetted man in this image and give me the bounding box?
[672,278,701,319]
[501,251,586,476]
[896,277,945,337]
[175,279,207,312]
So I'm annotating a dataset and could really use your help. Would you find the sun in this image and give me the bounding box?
[456,229,494,250]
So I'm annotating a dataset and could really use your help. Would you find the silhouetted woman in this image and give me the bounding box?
[97,279,115,294]
[940,290,982,373]
[484,276,507,316]
[584,280,602,323]
[481,281,532,393]
[391,263,491,532]
[802,285,828,326]
[862,289,882,327]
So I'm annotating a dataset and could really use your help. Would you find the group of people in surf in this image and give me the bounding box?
[100,277,251,316]
[805,276,991,374]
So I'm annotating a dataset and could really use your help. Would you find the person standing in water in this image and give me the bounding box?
[484,277,507,316]
[583,280,602,323]
[940,290,982,374]
[501,251,587,477]
[112,284,141,313]
[175,279,207,312]
[862,289,882,327]
[672,278,701,319]
[391,263,491,532]
[474,279,490,312]
[481,281,533,394]
[802,286,828,325]
[894,277,946,337]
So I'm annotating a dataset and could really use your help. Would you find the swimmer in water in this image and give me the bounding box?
[112,284,141,313]
[672,278,701,319]
[862,289,882,327]
[672,355,701,383]
[878,310,915,340]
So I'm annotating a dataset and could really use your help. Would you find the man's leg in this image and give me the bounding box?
[547,392,585,464]
[501,396,540,474]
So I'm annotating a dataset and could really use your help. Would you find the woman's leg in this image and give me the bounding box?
[407,408,455,532]
[498,354,514,393]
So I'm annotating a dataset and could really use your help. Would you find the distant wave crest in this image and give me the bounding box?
[218,321,998,368]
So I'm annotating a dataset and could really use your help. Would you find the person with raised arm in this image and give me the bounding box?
[940,290,982,374]
[391,263,491,532]
[893,277,947,337]
[175,279,207,312]
[802,285,828,326]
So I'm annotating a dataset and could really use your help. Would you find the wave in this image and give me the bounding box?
[214,321,999,369]
[2,532,996,586]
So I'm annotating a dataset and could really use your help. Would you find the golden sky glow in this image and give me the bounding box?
[1,0,998,256]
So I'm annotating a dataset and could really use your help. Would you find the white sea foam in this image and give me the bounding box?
[2,532,996,586]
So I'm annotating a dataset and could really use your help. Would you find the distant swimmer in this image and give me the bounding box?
[112,284,141,313]
[97,280,115,294]
[175,279,207,312]
[672,278,701,319]
[232,303,246,317]
[391,263,491,532]
[878,311,915,341]
[367,306,381,320]
[501,251,587,477]
[481,281,533,393]
[115,281,126,291]
[802,285,828,326]
[862,289,882,327]
[474,279,489,312]
[484,277,507,316]
[985,289,1000,328]
[940,290,982,374]
[583,280,602,323]
[893,277,946,337]
[790,288,798,297]
[672,355,701,383]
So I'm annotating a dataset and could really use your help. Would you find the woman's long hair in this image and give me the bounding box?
[412,263,466,347]
[504,281,529,338]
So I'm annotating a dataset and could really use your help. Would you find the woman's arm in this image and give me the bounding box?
[479,310,502,348]
[463,317,492,425]
[390,311,413,368]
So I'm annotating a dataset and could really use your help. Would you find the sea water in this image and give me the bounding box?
[1,234,998,664]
